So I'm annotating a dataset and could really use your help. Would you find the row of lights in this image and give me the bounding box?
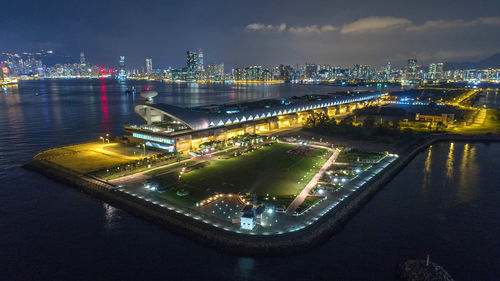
[197,193,246,207]
[115,154,397,235]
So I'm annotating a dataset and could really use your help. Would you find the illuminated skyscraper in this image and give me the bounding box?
[146,58,153,74]
[187,51,197,71]
[197,49,204,72]
[118,56,126,81]
[186,51,198,80]
[80,52,86,65]
[385,61,391,80]
[407,58,417,80]
[436,62,444,80]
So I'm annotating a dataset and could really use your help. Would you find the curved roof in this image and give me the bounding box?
[135,92,381,131]
[135,103,211,130]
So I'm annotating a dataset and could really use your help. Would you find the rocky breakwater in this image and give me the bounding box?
[23,133,500,255]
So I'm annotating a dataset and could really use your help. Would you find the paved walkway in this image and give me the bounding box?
[109,153,220,186]
[285,149,339,215]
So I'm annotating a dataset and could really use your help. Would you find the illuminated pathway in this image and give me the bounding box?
[285,149,339,215]
[111,152,397,235]
[109,152,222,186]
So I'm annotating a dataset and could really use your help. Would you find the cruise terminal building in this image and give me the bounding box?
[124,91,382,154]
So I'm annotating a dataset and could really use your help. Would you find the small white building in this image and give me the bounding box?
[240,214,256,230]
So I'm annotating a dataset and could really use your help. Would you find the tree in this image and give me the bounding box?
[363,116,376,129]
[305,112,330,128]
[340,115,355,126]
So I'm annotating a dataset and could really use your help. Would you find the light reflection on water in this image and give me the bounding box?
[445,142,455,180]
[422,145,432,198]
[1,80,499,280]
[103,203,119,231]
[458,144,478,203]
[422,142,481,207]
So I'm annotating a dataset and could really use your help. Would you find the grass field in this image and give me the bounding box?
[151,143,330,204]
[295,196,324,213]
[155,185,210,207]
[34,142,152,174]
[336,149,386,163]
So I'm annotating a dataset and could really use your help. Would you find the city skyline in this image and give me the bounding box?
[3,48,498,83]
[2,0,500,68]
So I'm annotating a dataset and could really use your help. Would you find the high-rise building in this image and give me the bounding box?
[233,66,272,81]
[305,63,317,78]
[145,58,153,74]
[216,63,224,77]
[186,51,198,80]
[428,63,437,80]
[118,56,126,81]
[436,62,444,80]
[187,51,197,71]
[80,52,86,65]
[197,49,204,72]
[406,58,417,80]
[385,61,391,80]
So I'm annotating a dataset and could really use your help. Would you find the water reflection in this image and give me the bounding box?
[445,142,455,180]
[457,144,478,203]
[236,257,255,280]
[103,203,119,231]
[2,86,25,133]
[422,145,432,198]
[101,79,109,131]
[119,82,129,115]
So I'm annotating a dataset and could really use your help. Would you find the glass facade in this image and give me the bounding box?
[145,141,175,152]
[132,132,174,144]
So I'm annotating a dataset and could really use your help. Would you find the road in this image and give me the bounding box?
[109,153,217,186]
[285,149,339,215]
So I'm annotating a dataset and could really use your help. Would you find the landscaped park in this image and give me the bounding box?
[147,142,331,207]
[34,142,150,174]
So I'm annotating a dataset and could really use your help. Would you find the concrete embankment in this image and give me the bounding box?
[24,133,500,255]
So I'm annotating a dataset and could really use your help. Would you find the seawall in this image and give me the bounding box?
[24,133,500,256]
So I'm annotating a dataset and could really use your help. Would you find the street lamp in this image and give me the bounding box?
[137,143,146,156]
[99,136,104,143]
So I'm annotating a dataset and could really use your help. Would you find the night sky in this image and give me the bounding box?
[2,0,500,68]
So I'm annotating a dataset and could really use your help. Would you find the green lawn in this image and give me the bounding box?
[337,149,386,163]
[295,196,324,214]
[154,184,211,207]
[259,195,296,210]
[152,143,330,198]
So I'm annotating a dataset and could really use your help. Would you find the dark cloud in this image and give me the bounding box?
[2,0,500,68]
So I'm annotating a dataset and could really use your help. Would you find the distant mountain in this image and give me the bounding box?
[445,53,500,70]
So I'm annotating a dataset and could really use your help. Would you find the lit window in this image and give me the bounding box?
[132,133,174,144]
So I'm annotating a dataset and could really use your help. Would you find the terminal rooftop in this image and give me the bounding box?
[125,91,382,153]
